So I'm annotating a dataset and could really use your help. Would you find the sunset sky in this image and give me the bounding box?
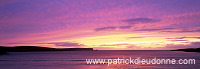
[0,0,200,50]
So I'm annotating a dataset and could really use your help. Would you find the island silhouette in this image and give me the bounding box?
[1,46,199,55]
[171,48,200,52]
[0,46,93,54]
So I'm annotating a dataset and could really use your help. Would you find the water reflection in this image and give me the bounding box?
[0,51,199,69]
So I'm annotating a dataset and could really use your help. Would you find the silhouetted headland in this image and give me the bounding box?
[0,50,8,55]
[0,46,93,52]
[171,48,200,52]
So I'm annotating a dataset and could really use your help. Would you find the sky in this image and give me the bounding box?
[0,0,200,50]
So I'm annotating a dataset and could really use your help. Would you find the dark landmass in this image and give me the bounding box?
[171,48,200,52]
[0,46,93,53]
[0,51,8,55]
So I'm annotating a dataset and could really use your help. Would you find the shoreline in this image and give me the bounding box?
[171,48,200,52]
[0,46,93,52]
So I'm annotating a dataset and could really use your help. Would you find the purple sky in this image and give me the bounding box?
[0,0,200,50]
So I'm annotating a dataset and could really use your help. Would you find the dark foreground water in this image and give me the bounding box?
[0,50,199,69]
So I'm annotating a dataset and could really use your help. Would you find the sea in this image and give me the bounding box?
[0,50,199,69]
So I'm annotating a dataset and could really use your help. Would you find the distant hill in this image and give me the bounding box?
[171,48,200,52]
[0,46,93,52]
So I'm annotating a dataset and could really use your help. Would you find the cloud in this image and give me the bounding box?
[126,45,140,48]
[95,26,117,31]
[135,27,200,33]
[169,40,189,42]
[119,26,132,29]
[136,28,174,31]
[162,28,200,33]
[164,42,200,48]
[127,37,143,39]
[7,43,24,44]
[123,18,161,24]
[166,37,185,39]
[99,43,143,49]
[7,42,85,47]
[99,43,131,47]
[94,25,132,31]
[47,42,85,47]
[191,42,200,45]
[94,18,161,31]
[166,37,200,39]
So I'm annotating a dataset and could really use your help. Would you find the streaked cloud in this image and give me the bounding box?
[136,28,174,31]
[126,45,140,48]
[126,37,143,39]
[164,42,200,49]
[95,25,132,31]
[47,42,85,47]
[119,26,132,29]
[8,42,85,47]
[99,43,131,47]
[95,26,117,31]
[123,18,161,24]
[166,37,200,39]
[169,40,189,42]
[162,28,200,33]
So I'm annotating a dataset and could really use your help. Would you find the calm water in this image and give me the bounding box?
[0,50,199,69]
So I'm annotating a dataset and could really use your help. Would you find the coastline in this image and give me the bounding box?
[0,46,93,52]
[171,48,200,52]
